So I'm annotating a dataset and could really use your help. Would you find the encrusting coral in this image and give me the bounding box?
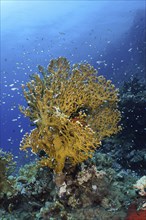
[19,57,121,173]
[0,148,16,199]
[133,176,146,197]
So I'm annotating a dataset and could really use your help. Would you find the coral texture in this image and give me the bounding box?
[0,153,137,219]
[133,176,146,197]
[0,149,16,199]
[20,57,121,173]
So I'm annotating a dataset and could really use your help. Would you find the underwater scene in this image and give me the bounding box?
[0,1,146,219]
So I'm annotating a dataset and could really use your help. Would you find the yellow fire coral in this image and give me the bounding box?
[20,57,121,173]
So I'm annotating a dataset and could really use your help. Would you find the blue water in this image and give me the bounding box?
[0,1,145,164]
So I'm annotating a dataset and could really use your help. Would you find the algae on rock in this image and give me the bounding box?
[0,149,16,199]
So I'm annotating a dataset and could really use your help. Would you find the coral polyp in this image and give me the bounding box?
[20,57,121,173]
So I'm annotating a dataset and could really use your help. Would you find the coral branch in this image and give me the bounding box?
[20,57,121,173]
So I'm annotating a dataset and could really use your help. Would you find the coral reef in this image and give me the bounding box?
[118,77,146,172]
[19,57,121,173]
[0,148,16,199]
[133,176,146,197]
[100,77,146,174]
[124,176,146,220]
[0,151,142,220]
[3,59,145,219]
[119,77,146,148]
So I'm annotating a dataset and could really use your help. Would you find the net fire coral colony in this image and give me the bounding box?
[19,57,121,173]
